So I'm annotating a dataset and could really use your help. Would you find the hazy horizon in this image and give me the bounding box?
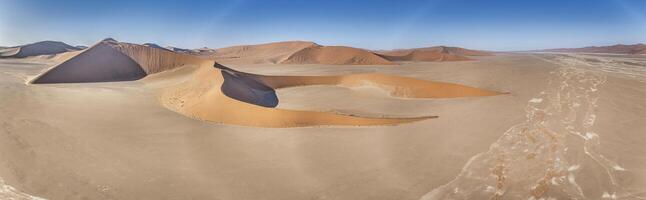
[1,0,645,51]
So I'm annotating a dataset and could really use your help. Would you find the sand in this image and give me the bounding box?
[0,41,82,58]
[377,46,492,62]
[2,52,646,199]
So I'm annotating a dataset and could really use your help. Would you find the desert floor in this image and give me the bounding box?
[1,54,645,199]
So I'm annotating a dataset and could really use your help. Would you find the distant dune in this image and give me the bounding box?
[211,41,316,64]
[377,46,492,62]
[539,44,646,54]
[211,41,393,65]
[0,41,82,58]
[281,45,394,65]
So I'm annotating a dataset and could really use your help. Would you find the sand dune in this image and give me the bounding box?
[160,63,436,127]
[212,41,394,65]
[540,43,646,54]
[0,41,82,58]
[159,62,500,127]
[281,45,394,65]
[377,46,492,62]
[31,38,208,83]
[212,41,317,64]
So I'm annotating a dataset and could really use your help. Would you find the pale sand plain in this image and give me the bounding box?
[1,54,646,199]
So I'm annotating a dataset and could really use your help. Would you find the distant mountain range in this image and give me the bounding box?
[536,43,646,54]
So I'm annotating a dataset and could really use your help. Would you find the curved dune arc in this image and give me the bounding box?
[164,64,433,127]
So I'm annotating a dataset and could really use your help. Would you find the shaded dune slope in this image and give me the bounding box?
[31,39,209,83]
[32,43,146,83]
[378,46,492,62]
[0,41,82,58]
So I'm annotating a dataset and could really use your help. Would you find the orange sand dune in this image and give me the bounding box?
[161,63,434,127]
[213,41,317,64]
[211,41,394,65]
[162,63,500,127]
[0,41,82,58]
[281,45,394,65]
[377,46,492,62]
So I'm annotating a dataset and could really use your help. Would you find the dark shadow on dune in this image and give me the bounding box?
[32,43,147,84]
[216,63,279,108]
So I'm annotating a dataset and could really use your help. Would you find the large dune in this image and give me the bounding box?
[160,62,501,127]
[212,41,394,65]
[377,46,492,62]
[0,41,82,58]
[540,43,646,54]
[31,39,209,83]
[160,63,436,127]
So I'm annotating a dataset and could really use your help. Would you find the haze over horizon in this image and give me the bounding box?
[1,0,645,51]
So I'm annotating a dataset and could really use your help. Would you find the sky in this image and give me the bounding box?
[0,0,645,51]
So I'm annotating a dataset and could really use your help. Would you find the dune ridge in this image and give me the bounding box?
[211,41,394,65]
[213,41,317,64]
[281,45,394,65]
[0,41,82,58]
[377,46,492,62]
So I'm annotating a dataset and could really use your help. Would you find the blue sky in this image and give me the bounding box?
[1,0,645,51]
